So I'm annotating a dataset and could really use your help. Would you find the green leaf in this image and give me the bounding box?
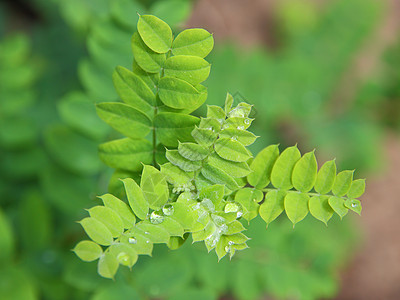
[224,93,234,115]
[99,194,136,229]
[155,112,199,147]
[122,178,149,220]
[214,138,252,162]
[248,144,279,189]
[344,199,362,215]
[284,192,309,225]
[166,149,202,171]
[170,202,197,230]
[131,32,166,73]
[201,163,240,192]
[314,159,336,194]
[292,150,318,192]
[98,252,119,279]
[141,165,169,210]
[160,162,193,186]
[328,196,348,219]
[178,142,209,161]
[234,188,262,221]
[172,28,214,58]
[121,232,153,256]
[199,185,225,207]
[112,66,155,118]
[207,105,226,121]
[164,55,210,85]
[191,126,218,147]
[131,60,159,92]
[158,217,185,237]
[347,179,366,199]
[308,195,333,225]
[225,220,246,235]
[208,153,251,178]
[74,240,103,262]
[136,223,170,243]
[137,15,172,53]
[259,190,286,226]
[99,138,153,172]
[88,206,124,238]
[96,103,151,139]
[270,145,301,190]
[158,76,205,110]
[219,129,257,146]
[332,170,354,197]
[80,217,114,246]
[109,243,138,268]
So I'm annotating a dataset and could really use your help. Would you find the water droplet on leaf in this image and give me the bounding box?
[150,211,164,225]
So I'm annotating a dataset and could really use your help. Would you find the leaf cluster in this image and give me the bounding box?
[75,15,366,279]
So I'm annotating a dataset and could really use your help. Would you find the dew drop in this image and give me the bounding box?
[237,126,244,130]
[228,241,234,245]
[224,202,240,213]
[244,119,250,125]
[212,214,226,227]
[128,237,137,244]
[162,204,174,216]
[351,203,357,208]
[225,246,230,253]
[150,211,164,225]
[202,198,215,212]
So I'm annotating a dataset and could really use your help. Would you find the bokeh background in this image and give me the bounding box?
[1,0,399,299]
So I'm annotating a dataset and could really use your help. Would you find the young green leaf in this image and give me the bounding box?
[158,217,185,237]
[309,195,333,225]
[191,126,218,147]
[109,243,138,268]
[98,252,119,279]
[88,206,124,237]
[172,28,214,58]
[208,153,252,178]
[328,196,348,219]
[248,144,279,189]
[178,142,209,161]
[164,55,211,85]
[259,190,286,226]
[292,150,318,193]
[141,165,169,210]
[284,192,309,226]
[219,129,257,146]
[344,199,362,215]
[136,223,170,243]
[99,138,153,172]
[201,163,240,192]
[99,194,136,229]
[207,105,226,120]
[131,32,165,73]
[79,217,114,246]
[347,179,366,199]
[122,178,149,220]
[234,188,263,221]
[166,150,202,172]
[270,145,301,190]
[314,160,336,194]
[96,102,152,139]
[332,170,354,197]
[199,185,225,207]
[73,240,103,262]
[160,163,193,186]
[214,138,252,162]
[158,76,204,110]
[112,66,155,117]
[155,112,199,148]
[137,15,172,53]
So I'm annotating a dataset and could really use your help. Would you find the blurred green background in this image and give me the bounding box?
[1,0,399,299]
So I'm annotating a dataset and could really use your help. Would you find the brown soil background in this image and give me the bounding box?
[187,0,400,299]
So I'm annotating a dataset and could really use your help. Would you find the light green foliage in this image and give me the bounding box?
[75,14,366,280]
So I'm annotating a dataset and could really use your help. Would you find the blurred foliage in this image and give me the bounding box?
[0,0,394,299]
[206,0,385,172]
